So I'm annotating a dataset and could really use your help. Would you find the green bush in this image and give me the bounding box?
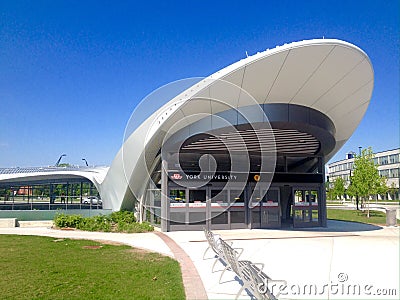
[53,211,153,233]
[117,221,154,233]
[110,210,136,224]
[76,216,112,232]
[54,213,83,228]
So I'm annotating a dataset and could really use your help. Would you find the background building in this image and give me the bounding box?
[327,148,400,200]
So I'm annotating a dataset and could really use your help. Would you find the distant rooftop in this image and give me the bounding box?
[0,166,103,175]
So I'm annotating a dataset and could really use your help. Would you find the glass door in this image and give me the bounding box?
[169,187,187,231]
[210,188,229,229]
[249,185,261,228]
[293,188,319,227]
[261,188,280,228]
[187,188,208,230]
[229,188,246,229]
[250,185,281,229]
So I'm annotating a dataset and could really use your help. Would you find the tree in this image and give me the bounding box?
[388,182,398,200]
[348,147,387,217]
[326,181,334,200]
[346,182,358,208]
[332,177,345,201]
[376,176,389,200]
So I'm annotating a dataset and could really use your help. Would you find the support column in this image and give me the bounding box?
[138,195,144,223]
[161,159,169,232]
[319,157,327,227]
[80,182,83,204]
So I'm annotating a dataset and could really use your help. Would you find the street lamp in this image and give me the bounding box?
[358,146,362,156]
[82,158,89,167]
[55,154,66,167]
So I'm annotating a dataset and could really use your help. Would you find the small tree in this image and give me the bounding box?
[346,181,357,208]
[349,147,386,217]
[388,182,397,200]
[376,176,389,200]
[326,181,334,200]
[332,177,345,201]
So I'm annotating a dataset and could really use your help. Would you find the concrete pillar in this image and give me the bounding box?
[320,157,327,227]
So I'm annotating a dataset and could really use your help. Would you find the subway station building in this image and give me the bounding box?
[0,39,374,231]
[100,39,374,231]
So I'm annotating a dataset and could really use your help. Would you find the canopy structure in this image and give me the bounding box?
[100,38,374,218]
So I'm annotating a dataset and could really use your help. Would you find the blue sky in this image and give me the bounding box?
[0,0,398,167]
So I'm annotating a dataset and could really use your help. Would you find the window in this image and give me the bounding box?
[379,169,389,177]
[389,168,399,178]
[373,157,378,165]
[169,189,186,202]
[379,156,389,165]
[231,190,244,203]
[389,154,399,164]
[189,189,206,203]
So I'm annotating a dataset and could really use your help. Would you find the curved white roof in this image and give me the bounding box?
[0,166,108,192]
[102,38,374,211]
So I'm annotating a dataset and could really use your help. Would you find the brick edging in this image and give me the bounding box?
[154,232,208,300]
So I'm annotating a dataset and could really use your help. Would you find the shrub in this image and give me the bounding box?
[110,210,136,224]
[117,221,154,233]
[54,213,83,228]
[80,216,112,232]
[53,211,153,233]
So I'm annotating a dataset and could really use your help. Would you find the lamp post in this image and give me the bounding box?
[82,158,89,167]
[55,154,66,167]
[358,146,362,156]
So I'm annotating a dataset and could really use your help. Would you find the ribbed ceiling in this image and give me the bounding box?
[181,128,320,155]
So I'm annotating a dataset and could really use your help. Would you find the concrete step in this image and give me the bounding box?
[17,220,53,228]
[0,218,17,228]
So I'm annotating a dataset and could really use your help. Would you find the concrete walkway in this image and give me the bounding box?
[0,221,399,299]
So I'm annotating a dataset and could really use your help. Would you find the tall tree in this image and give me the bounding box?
[348,147,387,217]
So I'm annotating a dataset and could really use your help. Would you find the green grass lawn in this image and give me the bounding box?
[0,235,185,299]
[327,208,397,225]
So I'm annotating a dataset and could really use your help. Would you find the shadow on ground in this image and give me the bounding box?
[284,220,383,232]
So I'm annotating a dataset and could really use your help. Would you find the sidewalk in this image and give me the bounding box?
[1,221,399,299]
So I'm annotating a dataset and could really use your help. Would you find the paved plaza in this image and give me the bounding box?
[0,220,399,299]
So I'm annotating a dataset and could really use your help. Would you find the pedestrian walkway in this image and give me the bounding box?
[0,226,172,256]
[0,221,399,299]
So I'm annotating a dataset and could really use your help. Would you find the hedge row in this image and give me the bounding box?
[53,211,154,233]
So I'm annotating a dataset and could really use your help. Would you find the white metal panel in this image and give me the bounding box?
[241,51,288,103]
[268,45,335,103]
[292,45,365,108]
[209,75,243,107]
[313,59,373,112]
[220,67,245,87]
[333,102,369,141]
[327,84,373,122]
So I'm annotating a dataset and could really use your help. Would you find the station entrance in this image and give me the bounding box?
[161,172,326,231]
[144,104,333,231]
